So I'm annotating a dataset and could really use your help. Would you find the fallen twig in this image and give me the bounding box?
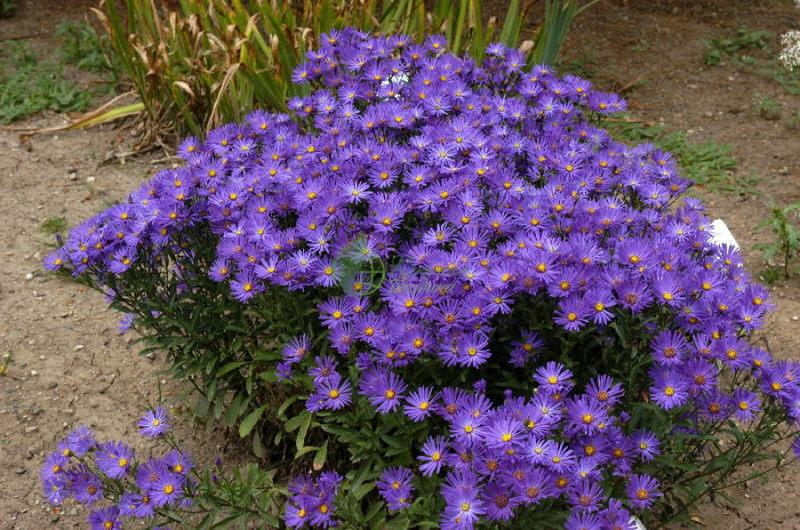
[0,32,42,42]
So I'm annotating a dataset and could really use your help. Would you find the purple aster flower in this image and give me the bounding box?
[404,386,436,422]
[649,368,688,410]
[732,388,760,422]
[164,449,193,477]
[651,330,688,366]
[566,396,608,435]
[310,373,352,411]
[71,466,104,505]
[482,481,520,521]
[151,472,184,507]
[534,361,573,395]
[138,407,171,438]
[65,425,96,456]
[599,499,636,529]
[513,468,553,506]
[377,467,415,511]
[626,474,662,510]
[418,436,448,477]
[136,458,170,492]
[564,510,603,530]
[88,506,121,530]
[96,441,134,479]
[119,492,155,518]
[568,479,605,512]
[441,491,484,529]
[632,430,661,462]
[586,375,624,407]
[43,475,71,506]
[485,415,524,451]
[554,296,591,331]
[41,452,68,482]
[362,369,406,414]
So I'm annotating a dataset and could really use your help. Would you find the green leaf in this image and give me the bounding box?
[352,481,375,501]
[217,361,244,377]
[239,404,266,437]
[296,412,313,451]
[313,440,328,471]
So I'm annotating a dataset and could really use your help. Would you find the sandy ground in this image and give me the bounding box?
[1,0,800,528]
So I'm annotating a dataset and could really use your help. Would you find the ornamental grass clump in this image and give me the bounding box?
[45,28,800,528]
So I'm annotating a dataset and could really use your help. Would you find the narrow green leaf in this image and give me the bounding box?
[239,404,267,437]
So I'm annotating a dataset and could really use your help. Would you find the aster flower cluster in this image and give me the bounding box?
[370,373,664,529]
[46,27,800,528]
[285,472,343,528]
[42,409,191,530]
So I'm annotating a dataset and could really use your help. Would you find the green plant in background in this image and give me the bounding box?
[756,95,781,120]
[755,202,800,282]
[56,21,118,78]
[0,42,92,124]
[606,117,744,194]
[786,110,800,130]
[0,0,15,18]
[703,27,772,66]
[767,59,800,95]
[40,216,67,236]
[93,0,598,145]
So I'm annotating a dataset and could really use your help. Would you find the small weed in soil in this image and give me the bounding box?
[756,95,782,120]
[0,0,15,18]
[755,202,800,283]
[0,352,11,376]
[41,216,67,236]
[606,117,743,194]
[785,111,800,130]
[0,42,91,123]
[56,21,118,78]
[703,27,772,66]
[765,60,800,95]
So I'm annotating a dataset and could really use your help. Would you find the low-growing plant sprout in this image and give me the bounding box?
[44,28,800,529]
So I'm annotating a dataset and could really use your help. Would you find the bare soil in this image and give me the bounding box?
[1,0,799,528]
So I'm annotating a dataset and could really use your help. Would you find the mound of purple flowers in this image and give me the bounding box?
[42,410,191,530]
[46,27,800,528]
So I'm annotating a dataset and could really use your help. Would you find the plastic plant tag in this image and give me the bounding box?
[709,219,740,250]
[630,516,647,530]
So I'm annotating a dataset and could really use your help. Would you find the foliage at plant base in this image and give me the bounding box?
[44,29,800,529]
[93,0,594,144]
[755,202,800,283]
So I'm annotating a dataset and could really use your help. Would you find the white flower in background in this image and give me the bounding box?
[779,30,800,70]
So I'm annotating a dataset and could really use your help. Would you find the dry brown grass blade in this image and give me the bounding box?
[207,62,241,130]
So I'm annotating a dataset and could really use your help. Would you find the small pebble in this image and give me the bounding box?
[25,273,34,281]
[24,426,38,433]
[86,176,96,183]
[73,345,84,351]
[30,370,38,376]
